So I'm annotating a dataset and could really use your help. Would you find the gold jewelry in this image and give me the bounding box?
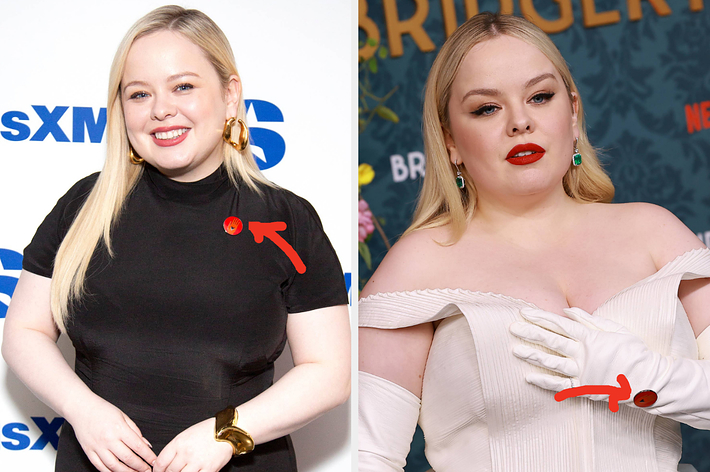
[129,146,144,165]
[215,406,254,456]
[223,117,249,151]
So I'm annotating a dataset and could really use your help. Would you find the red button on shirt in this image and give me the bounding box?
[223,217,243,235]
[633,390,658,408]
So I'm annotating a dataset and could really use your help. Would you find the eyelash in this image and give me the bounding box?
[129,91,148,100]
[472,104,498,116]
[471,91,556,116]
[530,91,555,104]
[127,83,194,100]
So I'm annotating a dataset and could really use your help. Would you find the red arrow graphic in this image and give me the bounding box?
[554,374,631,412]
[248,221,306,274]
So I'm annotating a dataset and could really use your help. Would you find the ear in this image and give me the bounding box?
[570,92,579,141]
[444,128,460,166]
[225,75,241,119]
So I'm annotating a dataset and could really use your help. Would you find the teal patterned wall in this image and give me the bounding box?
[358,0,710,470]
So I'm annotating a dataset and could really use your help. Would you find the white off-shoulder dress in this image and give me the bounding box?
[359,248,710,472]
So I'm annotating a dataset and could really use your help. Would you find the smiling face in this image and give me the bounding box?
[445,34,579,205]
[121,30,240,182]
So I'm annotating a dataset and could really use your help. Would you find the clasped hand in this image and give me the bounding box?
[70,394,232,472]
[152,418,233,472]
[68,395,156,472]
[509,307,670,403]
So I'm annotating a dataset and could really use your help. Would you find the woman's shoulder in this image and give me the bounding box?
[50,172,101,220]
[63,172,100,199]
[587,201,706,268]
[257,183,316,210]
[588,200,673,219]
[247,183,322,221]
[22,172,101,278]
[360,226,451,298]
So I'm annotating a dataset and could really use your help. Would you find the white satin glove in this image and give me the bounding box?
[510,307,710,430]
[358,371,421,472]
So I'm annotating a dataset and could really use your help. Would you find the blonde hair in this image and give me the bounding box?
[51,5,272,331]
[405,13,614,243]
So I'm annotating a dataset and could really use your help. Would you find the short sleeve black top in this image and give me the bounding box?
[23,164,348,472]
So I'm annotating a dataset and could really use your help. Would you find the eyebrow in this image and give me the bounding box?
[122,72,201,90]
[525,72,556,89]
[461,72,558,103]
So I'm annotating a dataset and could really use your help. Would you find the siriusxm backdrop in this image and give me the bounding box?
[357,0,710,470]
[0,1,353,471]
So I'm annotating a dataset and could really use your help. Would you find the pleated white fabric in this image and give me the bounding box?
[359,248,710,472]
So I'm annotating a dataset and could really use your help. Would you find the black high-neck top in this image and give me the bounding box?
[23,165,348,472]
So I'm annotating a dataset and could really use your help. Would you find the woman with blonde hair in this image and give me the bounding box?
[2,6,349,472]
[359,12,710,472]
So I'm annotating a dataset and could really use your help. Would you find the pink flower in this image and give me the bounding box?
[358,199,375,242]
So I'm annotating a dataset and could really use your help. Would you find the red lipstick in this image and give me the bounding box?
[506,143,545,166]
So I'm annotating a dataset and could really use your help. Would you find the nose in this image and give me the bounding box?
[507,104,533,136]
[151,93,177,121]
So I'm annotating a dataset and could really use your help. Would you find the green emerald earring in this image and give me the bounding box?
[455,163,465,189]
[573,139,582,166]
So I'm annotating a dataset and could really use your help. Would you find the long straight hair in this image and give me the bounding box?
[51,6,272,331]
[404,13,614,243]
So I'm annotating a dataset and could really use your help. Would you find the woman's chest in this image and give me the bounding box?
[429,242,658,315]
[70,195,293,357]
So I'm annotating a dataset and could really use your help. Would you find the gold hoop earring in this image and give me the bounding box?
[223,117,249,151]
[129,147,144,165]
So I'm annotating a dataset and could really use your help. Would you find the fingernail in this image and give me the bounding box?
[143,437,153,448]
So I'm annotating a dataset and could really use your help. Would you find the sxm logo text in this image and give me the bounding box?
[2,417,64,451]
[0,99,286,170]
[0,249,22,318]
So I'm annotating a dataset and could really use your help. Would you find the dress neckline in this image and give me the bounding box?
[359,247,710,315]
[144,162,232,204]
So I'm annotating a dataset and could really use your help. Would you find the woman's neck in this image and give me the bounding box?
[469,185,585,247]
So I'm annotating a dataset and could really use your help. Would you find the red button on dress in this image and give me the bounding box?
[633,390,658,408]
[223,217,243,235]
